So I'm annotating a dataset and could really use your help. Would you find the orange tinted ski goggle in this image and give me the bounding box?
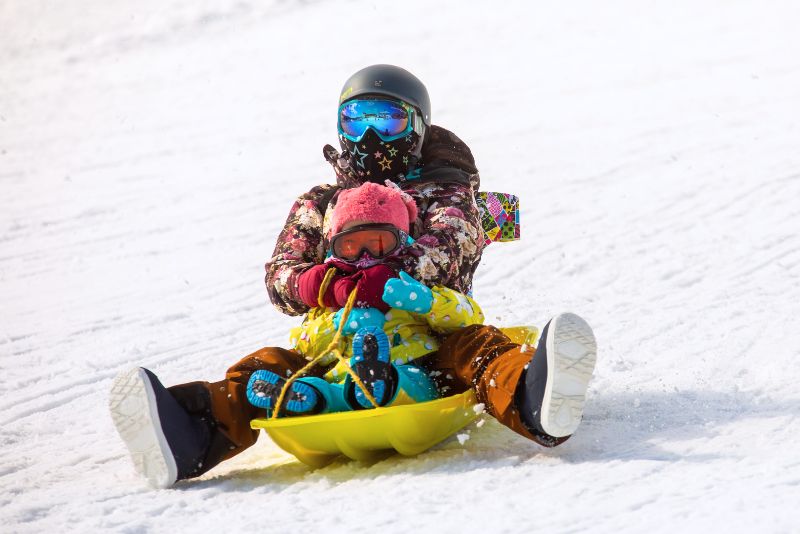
[330,224,409,261]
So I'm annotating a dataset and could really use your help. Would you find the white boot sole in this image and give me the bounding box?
[109,368,178,488]
[539,313,597,438]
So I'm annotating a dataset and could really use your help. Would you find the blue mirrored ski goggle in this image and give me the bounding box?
[337,99,420,142]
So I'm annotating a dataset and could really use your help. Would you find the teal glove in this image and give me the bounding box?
[333,307,386,335]
[382,271,434,314]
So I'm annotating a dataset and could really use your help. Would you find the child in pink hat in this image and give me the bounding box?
[331,181,418,235]
[297,181,418,312]
[267,181,486,413]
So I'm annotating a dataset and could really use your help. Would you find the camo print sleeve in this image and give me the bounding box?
[391,181,485,295]
[264,184,338,316]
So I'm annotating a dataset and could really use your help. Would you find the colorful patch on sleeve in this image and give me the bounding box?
[475,192,520,245]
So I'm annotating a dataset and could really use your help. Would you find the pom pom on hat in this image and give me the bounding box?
[331,181,418,235]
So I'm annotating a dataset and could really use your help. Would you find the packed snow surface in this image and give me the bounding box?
[2,1,799,532]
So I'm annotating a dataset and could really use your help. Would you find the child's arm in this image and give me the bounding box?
[383,272,484,334]
[265,184,337,316]
[425,285,485,334]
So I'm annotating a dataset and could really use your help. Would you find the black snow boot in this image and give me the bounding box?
[517,313,597,444]
[109,367,211,488]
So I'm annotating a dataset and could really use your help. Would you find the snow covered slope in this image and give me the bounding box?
[2,1,799,532]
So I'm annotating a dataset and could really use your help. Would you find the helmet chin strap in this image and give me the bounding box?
[396,118,425,178]
[409,122,426,159]
[401,122,425,179]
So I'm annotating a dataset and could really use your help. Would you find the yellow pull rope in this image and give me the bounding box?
[270,270,381,419]
[317,267,338,308]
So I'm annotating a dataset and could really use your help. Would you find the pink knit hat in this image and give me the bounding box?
[331,182,418,235]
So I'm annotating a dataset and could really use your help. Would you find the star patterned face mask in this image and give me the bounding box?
[338,126,422,183]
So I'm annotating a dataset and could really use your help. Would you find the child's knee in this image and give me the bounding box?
[225,347,304,377]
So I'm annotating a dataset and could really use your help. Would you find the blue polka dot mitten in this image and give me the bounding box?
[382,271,434,314]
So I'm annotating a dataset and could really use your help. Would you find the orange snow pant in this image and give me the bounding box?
[168,324,557,476]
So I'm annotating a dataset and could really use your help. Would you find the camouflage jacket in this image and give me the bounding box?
[265,126,485,316]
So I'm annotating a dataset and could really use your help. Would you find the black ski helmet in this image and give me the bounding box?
[339,64,431,126]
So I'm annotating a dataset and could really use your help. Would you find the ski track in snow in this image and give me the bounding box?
[2,1,800,532]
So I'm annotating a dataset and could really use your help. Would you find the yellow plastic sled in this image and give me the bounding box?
[250,326,538,468]
[252,390,479,467]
